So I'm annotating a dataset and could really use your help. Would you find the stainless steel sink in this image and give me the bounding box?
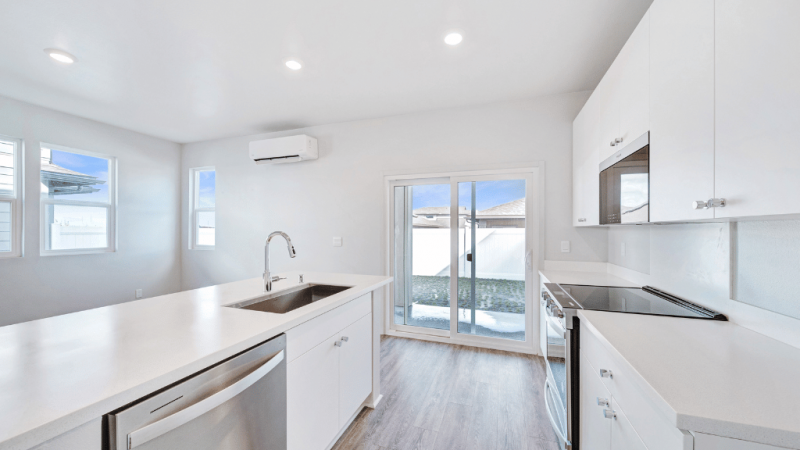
[228,284,352,314]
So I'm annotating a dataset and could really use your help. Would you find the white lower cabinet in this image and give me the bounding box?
[610,399,647,450]
[287,333,341,450]
[580,353,646,450]
[337,313,373,429]
[286,294,373,450]
[581,322,693,450]
[580,353,611,450]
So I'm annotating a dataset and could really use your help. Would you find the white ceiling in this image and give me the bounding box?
[0,0,652,143]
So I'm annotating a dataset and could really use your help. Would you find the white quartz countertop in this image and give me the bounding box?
[0,272,391,450]
[539,269,638,288]
[579,310,800,449]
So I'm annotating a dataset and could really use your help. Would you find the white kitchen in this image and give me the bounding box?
[1,0,799,450]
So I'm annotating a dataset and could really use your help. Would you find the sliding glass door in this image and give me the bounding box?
[393,180,452,335]
[456,178,527,341]
[390,171,536,349]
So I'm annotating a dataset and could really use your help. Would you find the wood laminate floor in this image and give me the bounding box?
[332,336,561,450]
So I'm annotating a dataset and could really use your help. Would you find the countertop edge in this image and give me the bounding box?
[578,310,800,449]
[1,275,392,450]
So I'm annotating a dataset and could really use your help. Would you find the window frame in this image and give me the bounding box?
[189,166,215,250]
[0,135,23,258]
[39,143,117,256]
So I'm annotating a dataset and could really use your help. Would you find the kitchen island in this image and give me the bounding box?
[0,272,391,450]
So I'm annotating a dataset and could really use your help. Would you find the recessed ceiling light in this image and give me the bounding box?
[285,60,302,70]
[44,48,77,64]
[444,33,463,46]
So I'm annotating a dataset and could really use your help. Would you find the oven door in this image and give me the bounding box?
[542,306,568,449]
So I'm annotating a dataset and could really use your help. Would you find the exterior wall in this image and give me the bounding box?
[0,95,182,326]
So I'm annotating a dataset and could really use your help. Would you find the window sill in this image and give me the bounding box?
[40,248,115,257]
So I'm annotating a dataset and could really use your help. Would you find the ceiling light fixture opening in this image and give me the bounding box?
[44,48,76,64]
[285,60,302,70]
[444,33,463,46]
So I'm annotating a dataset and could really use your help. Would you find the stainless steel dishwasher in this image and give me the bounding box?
[106,334,286,450]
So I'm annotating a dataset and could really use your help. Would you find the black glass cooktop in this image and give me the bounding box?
[546,283,726,320]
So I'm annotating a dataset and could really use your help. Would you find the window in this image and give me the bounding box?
[0,136,22,257]
[190,167,215,249]
[40,145,116,254]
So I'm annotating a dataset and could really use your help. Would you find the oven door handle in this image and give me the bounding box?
[545,379,571,448]
[127,350,285,449]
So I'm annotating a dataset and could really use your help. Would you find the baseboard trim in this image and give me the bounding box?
[385,329,538,355]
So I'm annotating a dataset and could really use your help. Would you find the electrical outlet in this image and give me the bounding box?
[561,241,570,253]
[621,242,626,257]
[135,289,143,299]
[333,237,342,247]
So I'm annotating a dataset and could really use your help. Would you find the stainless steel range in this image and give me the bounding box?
[540,283,726,450]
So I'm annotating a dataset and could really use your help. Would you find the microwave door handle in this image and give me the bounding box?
[127,350,285,449]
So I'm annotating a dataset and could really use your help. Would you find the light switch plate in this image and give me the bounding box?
[135,289,143,299]
[621,242,626,257]
[333,237,343,247]
[561,241,570,253]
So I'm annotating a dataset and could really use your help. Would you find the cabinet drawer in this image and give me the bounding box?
[611,399,648,450]
[581,321,692,450]
[286,293,371,363]
[580,353,612,450]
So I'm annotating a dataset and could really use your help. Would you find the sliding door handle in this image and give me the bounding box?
[127,350,285,449]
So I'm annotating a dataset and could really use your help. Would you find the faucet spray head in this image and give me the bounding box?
[289,245,297,258]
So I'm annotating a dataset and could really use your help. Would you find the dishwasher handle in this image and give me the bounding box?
[127,349,285,449]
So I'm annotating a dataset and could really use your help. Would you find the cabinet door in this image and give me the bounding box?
[618,10,650,147]
[610,399,647,450]
[649,0,715,221]
[573,96,600,226]
[338,313,373,429]
[597,62,622,163]
[580,354,611,450]
[287,336,340,450]
[715,0,800,218]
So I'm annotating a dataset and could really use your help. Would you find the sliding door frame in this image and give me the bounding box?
[384,164,544,355]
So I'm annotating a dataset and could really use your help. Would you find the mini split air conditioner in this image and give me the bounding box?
[249,135,318,165]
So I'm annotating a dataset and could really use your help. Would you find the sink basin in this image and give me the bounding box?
[228,284,352,314]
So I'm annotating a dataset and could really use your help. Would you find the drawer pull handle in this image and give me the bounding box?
[603,409,617,420]
[597,397,609,407]
[334,340,343,347]
[341,336,349,342]
[600,369,613,379]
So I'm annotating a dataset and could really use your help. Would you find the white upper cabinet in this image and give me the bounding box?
[715,0,800,218]
[597,11,649,164]
[649,0,715,221]
[573,94,600,226]
[596,60,622,163]
[618,10,650,148]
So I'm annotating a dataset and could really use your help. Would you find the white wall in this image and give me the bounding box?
[0,95,182,326]
[608,220,800,322]
[181,92,609,289]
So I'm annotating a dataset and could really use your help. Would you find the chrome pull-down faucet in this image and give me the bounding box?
[264,231,296,292]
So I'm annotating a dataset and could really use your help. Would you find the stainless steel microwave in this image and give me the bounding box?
[600,132,649,225]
